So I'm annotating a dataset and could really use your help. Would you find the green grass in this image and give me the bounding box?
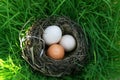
[0,0,120,80]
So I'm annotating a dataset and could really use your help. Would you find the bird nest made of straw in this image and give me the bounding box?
[19,16,88,77]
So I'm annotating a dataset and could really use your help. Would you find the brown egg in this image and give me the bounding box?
[47,44,65,60]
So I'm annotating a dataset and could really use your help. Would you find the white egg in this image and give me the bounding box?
[43,25,62,45]
[60,35,76,52]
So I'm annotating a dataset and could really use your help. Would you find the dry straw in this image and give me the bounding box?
[19,16,88,77]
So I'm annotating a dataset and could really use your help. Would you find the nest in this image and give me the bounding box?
[19,16,88,77]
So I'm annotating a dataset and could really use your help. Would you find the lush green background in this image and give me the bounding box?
[0,0,120,80]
